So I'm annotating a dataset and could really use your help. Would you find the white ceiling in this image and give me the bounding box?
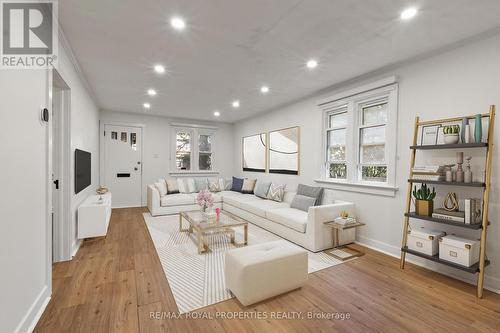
[59,0,500,123]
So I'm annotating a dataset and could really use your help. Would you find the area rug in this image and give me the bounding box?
[143,213,353,313]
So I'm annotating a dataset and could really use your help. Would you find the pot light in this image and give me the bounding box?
[260,85,270,94]
[213,111,221,117]
[153,64,165,74]
[306,59,318,69]
[143,103,151,109]
[232,100,240,108]
[170,17,186,31]
[401,7,418,20]
[147,89,157,96]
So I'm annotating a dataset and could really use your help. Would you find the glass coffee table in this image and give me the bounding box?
[179,210,248,254]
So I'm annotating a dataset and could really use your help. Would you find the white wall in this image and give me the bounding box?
[0,41,99,332]
[100,110,234,205]
[233,32,500,292]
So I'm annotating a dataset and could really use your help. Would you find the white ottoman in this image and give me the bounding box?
[225,240,308,306]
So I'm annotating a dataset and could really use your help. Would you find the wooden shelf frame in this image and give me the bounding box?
[400,105,496,298]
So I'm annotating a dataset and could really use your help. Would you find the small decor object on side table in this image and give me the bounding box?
[412,183,436,216]
[96,185,108,195]
[443,125,460,144]
[196,189,215,219]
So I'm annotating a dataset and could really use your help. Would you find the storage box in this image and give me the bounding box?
[439,235,480,267]
[407,228,446,256]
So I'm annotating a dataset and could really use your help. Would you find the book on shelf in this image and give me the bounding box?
[465,198,482,224]
[432,208,465,223]
[412,165,446,173]
[411,174,445,181]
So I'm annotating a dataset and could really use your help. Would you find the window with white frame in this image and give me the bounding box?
[173,126,216,172]
[320,82,398,186]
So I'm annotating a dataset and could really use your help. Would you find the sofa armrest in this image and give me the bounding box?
[306,202,355,252]
[147,185,161,216]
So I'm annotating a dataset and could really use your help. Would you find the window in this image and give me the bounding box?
[172,126,216,172]
[320,82,398,187]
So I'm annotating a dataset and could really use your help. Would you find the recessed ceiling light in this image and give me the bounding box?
[170,16,186,31]
[213,111,221,117]
[232,100,240,108]
[260,85,270,94]
[143,103,151,109]
[153,64,165,74]
[400,7,418,20]
[147,89,157,96]
[306,59,318,69]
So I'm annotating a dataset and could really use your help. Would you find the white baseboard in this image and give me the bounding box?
[71,239,82,258]
[14,285,51,333]
[356,235,500,294]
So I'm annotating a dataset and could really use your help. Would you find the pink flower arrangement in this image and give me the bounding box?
[196,189,214,212]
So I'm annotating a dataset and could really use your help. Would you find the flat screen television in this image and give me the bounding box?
[75,149,91,194]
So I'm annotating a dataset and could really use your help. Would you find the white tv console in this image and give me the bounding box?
[78,192,112,239]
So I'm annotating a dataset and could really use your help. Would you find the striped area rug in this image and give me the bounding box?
[143,213,351,313]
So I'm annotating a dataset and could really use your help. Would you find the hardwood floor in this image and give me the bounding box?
[35,207,500,333]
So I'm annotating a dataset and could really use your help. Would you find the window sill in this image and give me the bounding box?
[314,178,398,197]
[169,171,220,176]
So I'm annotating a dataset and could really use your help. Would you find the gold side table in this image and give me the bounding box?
[324,221,365,261]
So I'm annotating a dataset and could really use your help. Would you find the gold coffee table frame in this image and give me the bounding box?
[324,221,365,261]
[179,210,248,254]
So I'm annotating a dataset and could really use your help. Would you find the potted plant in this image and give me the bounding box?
[443,125,460,144]
[412,183,436,216]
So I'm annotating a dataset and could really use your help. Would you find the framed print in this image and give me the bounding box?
[269,126,300,175]
[420,125,440,146]
[242,133,267,172]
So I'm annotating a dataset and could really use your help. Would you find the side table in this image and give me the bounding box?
[324,221,365,261]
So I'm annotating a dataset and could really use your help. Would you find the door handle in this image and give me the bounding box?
[53,179,59,189]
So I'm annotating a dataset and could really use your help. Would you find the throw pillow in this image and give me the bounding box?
[208,178,222,192]
[154,181,167,197]
[177,178,189,193]
[254,181,271,199]
[297,184,324,206]
[165,178,179,194]
[241,179,257,194]
[231,177,244,192]
[224,178,232,191]
[194,178,208,192]
[267,183,286,202]
[185,178,196,193]
[291,194,316,212]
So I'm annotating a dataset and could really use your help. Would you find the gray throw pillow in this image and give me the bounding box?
[291,194,317,212]
[297,184,324,206]
[254,181,271,199]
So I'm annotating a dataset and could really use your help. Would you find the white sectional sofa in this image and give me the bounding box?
[147,179,355,252]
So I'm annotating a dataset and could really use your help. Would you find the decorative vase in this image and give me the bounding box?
[474,114,482,143]
[465,124,471,143]
[415,199,433,216]
[444,133,459,144]
[461,118,468,143]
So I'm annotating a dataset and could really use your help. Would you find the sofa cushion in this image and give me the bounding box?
[266,208,308,233]
[231,177,244,192]
[223,193,261,207]
[254,181,271,199]
[160,193,196,207]
[290,194,316,212]
[297,184,324,206]
[165,178,179,194]
[241,178,257,194]
[154,181,167,197]
[239,199,289,218]
[185,178,196,193]
[208,178,223,192]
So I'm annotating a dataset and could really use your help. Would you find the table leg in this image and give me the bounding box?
[198,231,203,254]
[230,229,235,244]
[179,214,182,232]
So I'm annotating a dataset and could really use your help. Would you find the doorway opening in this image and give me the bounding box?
[50,69,72,262]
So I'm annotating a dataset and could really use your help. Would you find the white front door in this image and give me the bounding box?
[104,125,142,207]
